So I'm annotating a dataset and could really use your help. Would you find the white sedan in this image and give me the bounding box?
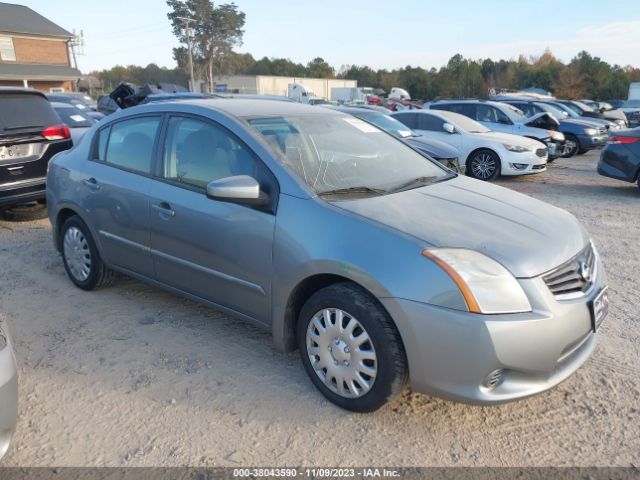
[391,109,547,181]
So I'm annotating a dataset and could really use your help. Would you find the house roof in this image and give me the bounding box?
[0,2,73,38]
[0,62,81,80]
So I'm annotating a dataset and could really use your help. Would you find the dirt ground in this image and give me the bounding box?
[1,151,638,467]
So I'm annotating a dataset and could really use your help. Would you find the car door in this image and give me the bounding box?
[148,114,278,324]
[412,113,464,150]
[81,115,161,278]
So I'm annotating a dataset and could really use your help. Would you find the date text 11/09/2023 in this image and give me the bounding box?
[232,468,401,477]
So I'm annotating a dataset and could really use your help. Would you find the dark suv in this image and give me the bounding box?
[0,88,72,209]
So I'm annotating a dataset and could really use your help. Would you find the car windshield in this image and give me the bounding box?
[502,104,529,122]
[535,103,566,118]
[352,111,417,138]
[550,102,579,118]
[569,101,592,113]
[623,100,640,108]
[249,114,451,195]
[55,107,95,128]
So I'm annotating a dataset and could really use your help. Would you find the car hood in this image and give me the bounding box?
[473,130,545,147]
[405,136,461,158]
[330,175,588,278]
[561,118,604,129]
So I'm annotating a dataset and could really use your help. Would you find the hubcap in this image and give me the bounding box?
[63,227,91,281]
[306,308,377,399]
[471,153,496,179]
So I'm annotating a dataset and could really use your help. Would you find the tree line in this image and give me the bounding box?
[91,50,640,101]
[90,0,640,101]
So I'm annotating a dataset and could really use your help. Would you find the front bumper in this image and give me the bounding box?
[0,322,18,461]
[381,255,606,405]
[577,134,608,150]
[501,150,547,176]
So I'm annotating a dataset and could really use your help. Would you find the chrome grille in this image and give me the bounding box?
[535,147,547,158]
[597,127,607,135]
[543,244,596,298]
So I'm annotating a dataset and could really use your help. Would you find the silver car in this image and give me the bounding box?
[0,317,18,460]
[47,100,608,412]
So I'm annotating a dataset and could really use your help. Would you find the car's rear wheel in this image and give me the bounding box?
[562,134,579,158]
[467,149,500,181]
[297,283,407,412]
[60,215,115,290]
[0,202,48,222]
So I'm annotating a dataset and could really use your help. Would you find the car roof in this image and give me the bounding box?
[133,98,343,119]
[433,99,504,107]
[333,106,385,115]
[0,86,46,98]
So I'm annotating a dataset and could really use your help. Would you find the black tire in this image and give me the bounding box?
[562,134,580,158]
[60,215,116,290]
[1,201,48,222]
[466,149,501,181]
[297,282,407,412]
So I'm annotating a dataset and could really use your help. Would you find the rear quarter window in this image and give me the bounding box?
[0,93,60,133]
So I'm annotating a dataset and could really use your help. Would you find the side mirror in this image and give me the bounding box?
[206,175,270,206]
[443,123,455,134]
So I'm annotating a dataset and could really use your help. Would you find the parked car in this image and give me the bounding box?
[556,100,627,128]
[0,87,72,211]
[616,100,640,128]
[46,92,97,110]
[428,100,566,160]
[46,93,104,121]
[391,109,547,180]
[97,94,120,116]
[0,317,18,461]
[332,106,463,172]
[499,99,608,157]
[597,128,640,192]
[536,100,619,132]
[47,99,608,412]
[51,102,97,145]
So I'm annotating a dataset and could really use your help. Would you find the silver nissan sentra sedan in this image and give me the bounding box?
[46,99,609,412]
[0,317,18,460]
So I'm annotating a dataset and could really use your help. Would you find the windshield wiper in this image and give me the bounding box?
[318,186,387,197]
[387,176,439,193]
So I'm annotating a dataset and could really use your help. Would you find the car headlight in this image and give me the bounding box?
[584,128,597,135]
[422,248,532,314]
[503,143,530,153]
[548,130,565,141]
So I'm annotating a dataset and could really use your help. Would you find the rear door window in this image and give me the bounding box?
[392,112,418,129]
[417,114,445,131]
[0,93,60,135]
[99,116,161,174]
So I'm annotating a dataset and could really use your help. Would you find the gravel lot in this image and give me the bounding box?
[1,151,638,467]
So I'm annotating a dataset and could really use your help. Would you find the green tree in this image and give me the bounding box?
[306,57,335,78]
[167,0,246,91]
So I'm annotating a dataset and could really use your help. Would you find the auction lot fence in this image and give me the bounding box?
[0,468,638,480]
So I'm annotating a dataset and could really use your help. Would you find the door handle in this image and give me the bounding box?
[82,177,101,191]
[152,202,176,218]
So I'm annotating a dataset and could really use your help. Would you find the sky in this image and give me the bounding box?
[13,0,640,73]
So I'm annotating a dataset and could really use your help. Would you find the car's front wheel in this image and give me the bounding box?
[297,283,407,412]
[467,149,501,181]
[60,215,115,290]
[562,134,580,158]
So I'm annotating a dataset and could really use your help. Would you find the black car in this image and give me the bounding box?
[0,88,73,209]
[597,128,640,192]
